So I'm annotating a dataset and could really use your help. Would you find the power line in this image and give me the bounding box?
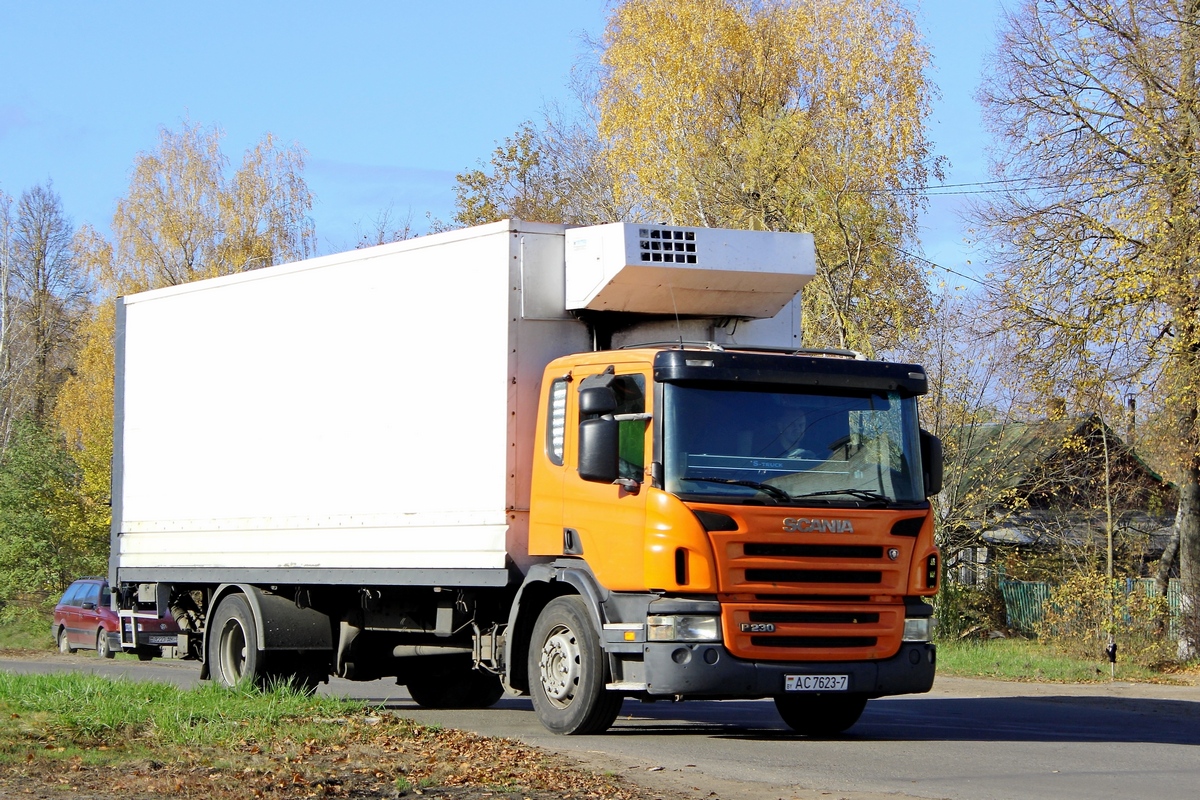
[857,168,1141,197]
[889,243,992,288]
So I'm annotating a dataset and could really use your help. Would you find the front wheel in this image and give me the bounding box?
[774,693,868,736]
[96,629,115,659]
[207,594,265,688]
[527,596,622,735]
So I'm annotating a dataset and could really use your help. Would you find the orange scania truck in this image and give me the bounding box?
[110,219,941,735]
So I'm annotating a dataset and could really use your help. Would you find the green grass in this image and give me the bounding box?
[0,611,54,651]
[0,671,382,760]
[936,637,1174,683]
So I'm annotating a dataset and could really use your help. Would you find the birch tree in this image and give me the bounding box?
[9,184,88,426]
[106,121,315,293]
[976,0,1200,653]
[594,0,940,356]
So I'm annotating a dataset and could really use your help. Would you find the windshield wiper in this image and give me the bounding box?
[686,476,793,503]
[791,488,891,506]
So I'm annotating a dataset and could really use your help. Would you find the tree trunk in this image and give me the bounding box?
[1157,529,1180,596]
[1179,460,1200,658]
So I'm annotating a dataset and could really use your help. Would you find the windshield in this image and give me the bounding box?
[663,383,925,506]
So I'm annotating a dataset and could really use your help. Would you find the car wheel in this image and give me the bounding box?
[527,595,623,735]
[57,628,75,654]
[96,629,116,659]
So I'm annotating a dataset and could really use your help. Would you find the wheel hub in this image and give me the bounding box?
[538,626,581,707]
[220,621,248,681]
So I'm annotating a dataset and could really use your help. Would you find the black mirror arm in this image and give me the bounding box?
[613,477,641,493]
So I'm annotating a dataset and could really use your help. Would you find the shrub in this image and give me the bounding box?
[1034,572,1175,666]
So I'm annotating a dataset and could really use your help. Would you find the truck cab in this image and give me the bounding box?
[514,345,940,734]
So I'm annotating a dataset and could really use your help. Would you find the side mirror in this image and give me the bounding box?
[920,429,943,498]
[579,385,617,416]
[81,602,96,611]
[578,417,619,483]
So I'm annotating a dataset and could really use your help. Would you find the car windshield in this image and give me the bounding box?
[663,383,925,506]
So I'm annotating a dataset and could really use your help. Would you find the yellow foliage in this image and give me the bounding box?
[53,302,115,533]
[110,122,314,293]
[596,0,939,355]
[1035,573,1175,667]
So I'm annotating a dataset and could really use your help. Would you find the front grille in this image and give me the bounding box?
[746,569,882,584]
[744,543,883,559]
[751,636,878,648]
[750,611,880,624]
[755,594,872,602]
[723,600,902,661]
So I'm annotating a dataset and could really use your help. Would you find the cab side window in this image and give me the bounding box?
[613,375,646,480]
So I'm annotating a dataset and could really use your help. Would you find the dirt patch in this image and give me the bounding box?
[0,711,683,800]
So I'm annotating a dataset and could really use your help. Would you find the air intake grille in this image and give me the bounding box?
[750,611,881,625]
[639,227,697,264]
[746,569,882,584]
[750,636,878,649]
[744,543,883,559]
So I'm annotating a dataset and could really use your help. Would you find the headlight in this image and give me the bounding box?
[902,617,933,642]
[647,615,722,642]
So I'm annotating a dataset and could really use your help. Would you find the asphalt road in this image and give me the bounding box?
[3,653,1198,800]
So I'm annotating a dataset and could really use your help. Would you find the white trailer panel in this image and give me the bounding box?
[112,220,586,586]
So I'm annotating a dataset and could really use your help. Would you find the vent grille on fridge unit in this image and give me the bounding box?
[638,227,698,264]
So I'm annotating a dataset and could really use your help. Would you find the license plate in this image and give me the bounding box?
[146,634,177,645]
[785,674,848,692]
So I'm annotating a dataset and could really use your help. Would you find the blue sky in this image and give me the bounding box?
[0,1,1004,276]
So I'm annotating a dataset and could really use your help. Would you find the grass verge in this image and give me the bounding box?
[0,672,644,799]
[0,611,52,652]
[936,636,1192,683]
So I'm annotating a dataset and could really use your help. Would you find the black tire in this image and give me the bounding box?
[207,594,265,688]
[527,596,622,735]
[96,629,115,659]
[57,628,75,654]
[406,657,505,709]
[774,693,868,736]
[136,649,156,662]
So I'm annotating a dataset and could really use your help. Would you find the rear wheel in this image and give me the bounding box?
[207,594,264,688]
[57,628,74,654]
[527,596,622,735]
[96,629,115,659]
[774,693,868,736]
[406,657,504,709]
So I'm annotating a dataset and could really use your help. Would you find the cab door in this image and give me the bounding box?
[560,366,652,592]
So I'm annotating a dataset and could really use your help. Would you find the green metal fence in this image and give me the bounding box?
[999,580,1052,631]
[1000,577,1182,637]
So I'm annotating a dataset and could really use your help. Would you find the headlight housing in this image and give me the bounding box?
[902,616,934,642]
[647,615,722,642]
